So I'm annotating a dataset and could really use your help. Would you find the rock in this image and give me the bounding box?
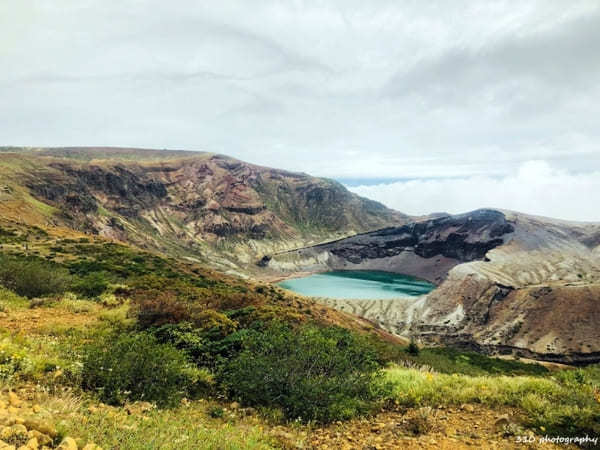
[7,394,20,408]
[22,420,56,438]
[494,414,510,430]
[461,404,475,413]
[1,426,17,441]
[56,437,78,450]
[270,429,296,448]
[27,431,51,447]
[370,423,386,433]
[31,406,40,415]
[239,407,257,416]
[229,402,240,410]
[82,444,102,450]
[0,425,28,448]
[11,425,26,435]
[0,443,16,450]
[25,438,38,450]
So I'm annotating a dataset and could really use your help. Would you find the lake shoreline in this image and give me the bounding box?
[275,270,436,300]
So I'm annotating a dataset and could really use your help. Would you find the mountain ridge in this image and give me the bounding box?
[0,147,407,275]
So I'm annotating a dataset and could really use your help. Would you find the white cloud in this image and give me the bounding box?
[348,161,600,222]
[0,1,599,213]
[1,2,599,179]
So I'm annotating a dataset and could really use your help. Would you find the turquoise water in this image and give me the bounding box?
[277,270,435,300]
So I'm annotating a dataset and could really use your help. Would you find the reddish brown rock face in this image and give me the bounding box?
[4,148,406,271]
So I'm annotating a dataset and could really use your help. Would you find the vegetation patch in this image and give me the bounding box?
[81,332,207,407]
[0,254,71,298]
[399,346,549,376]
[221,323,389,423]
[386,364,600,437]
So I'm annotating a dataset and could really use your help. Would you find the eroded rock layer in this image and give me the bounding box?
[0,148,406,274]
[265,210,600,364]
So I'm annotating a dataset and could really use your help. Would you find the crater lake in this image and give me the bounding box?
[277,270,435,299]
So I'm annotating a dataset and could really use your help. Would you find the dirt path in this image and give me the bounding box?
[281,404,575,449]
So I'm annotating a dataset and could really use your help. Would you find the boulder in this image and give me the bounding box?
[56,437,77,450]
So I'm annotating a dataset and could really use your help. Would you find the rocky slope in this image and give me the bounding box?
[0,147,406,274]
[263,209,514,284]
[263,210,600,364]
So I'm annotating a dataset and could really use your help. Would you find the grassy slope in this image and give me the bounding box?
[1,293,595,448]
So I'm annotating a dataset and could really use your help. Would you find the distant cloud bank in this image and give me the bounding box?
[348,161,600,222]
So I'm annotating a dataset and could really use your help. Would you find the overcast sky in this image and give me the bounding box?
[1,1,599,220]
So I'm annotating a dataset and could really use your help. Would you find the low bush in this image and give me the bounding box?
[81,333,201,407]
[0,287,29,310]
[220,323,389,423]
[0,338,31,380]
[401,346,549,376]
[74,272,109,298]
[150,321,253,369]
[190,309,238,338]
[151,323,208,363]
[136,290,239,338]
[407,340,420,356]
[553,364,600,387]
[208,405,225,419]
[134,292,190,328]
[0,255,71,298]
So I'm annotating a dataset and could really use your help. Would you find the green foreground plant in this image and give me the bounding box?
[220,323,389,423]
[81,333,210,407]
[386,365,600,437]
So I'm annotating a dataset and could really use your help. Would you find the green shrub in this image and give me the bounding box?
[151,323,208,363]
[190,309,238,338]
[0,287,28,310]
[407,339,420,356]
[135,292,190,328]
[150,321,254,370]
[81,333,198,407]
[0,338,31,380]
[0,255,71,298]
[208,405,225,418]
[553,364,600,387]
[220,323,388,423]
[74,272,109,298]
[401,346,549,376]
